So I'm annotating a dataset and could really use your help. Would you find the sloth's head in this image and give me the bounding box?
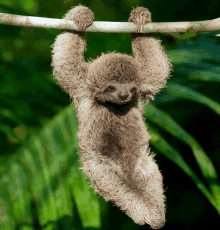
[88,52,143,105]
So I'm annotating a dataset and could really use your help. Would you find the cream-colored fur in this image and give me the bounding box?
[51,5,172,229]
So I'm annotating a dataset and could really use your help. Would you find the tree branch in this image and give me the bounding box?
[1,12,220,33]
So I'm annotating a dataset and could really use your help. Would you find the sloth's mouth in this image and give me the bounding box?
[114,100,131,105]
[107,98,133,105]
[96,96,138,115]
[106,100,132,108]
[108,98,131,105]
[108,95,132,105]
[95,94,138,109]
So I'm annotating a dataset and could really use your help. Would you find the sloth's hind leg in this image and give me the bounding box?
[80,152,149,225]
[133,149,166,229]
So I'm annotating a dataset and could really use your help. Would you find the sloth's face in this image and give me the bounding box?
[100,82,138,105]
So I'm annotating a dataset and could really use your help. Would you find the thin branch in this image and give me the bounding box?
[1,12,220,33]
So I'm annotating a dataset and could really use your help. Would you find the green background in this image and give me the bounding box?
[0,0,220,229]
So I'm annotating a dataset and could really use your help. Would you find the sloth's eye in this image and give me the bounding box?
[130,87,137,93]
[107,86,116,92]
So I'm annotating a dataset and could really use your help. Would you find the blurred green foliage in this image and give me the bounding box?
[0,0,220,229]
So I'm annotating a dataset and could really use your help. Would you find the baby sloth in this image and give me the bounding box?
[52,5,171,229]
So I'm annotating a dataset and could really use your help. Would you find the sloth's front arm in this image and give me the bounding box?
[51,6,94,107]
[129,7,172,102]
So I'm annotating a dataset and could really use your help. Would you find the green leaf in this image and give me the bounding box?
[0,176,16,230]
[147,123,220,213]
[188,69,220,82]
[1,105,101,229]
[165,83,220,115]
[144,103,220,205]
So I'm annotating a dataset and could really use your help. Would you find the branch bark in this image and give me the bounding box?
[1,12,220,33]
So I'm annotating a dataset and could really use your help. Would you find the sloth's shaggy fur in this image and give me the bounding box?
[51,5,172,229]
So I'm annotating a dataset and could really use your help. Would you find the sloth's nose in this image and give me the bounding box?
[119,94,129,100]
